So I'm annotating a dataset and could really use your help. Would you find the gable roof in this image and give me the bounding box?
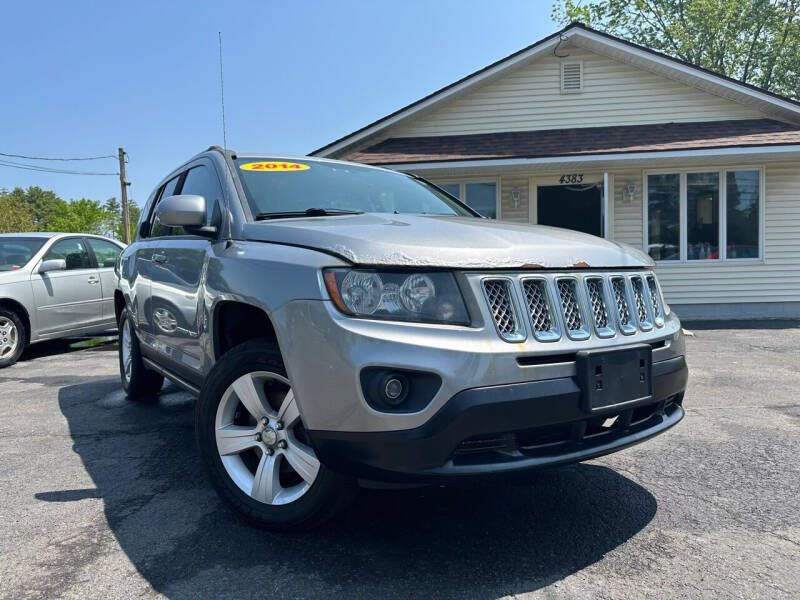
[344,119,800,165]
[311,22,800,158]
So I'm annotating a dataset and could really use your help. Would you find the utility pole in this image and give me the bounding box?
[118,147,131,244]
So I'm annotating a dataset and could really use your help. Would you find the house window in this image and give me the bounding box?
[646,168,761,262]
[437,181,498,219]
[686,172,719,260]
[726,170,760,259]
[646,174,680,261]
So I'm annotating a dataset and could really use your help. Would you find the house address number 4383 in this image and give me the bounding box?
[559,174,584,184]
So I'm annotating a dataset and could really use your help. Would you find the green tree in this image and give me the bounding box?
[47,198,108,235]
[552,0,800,99]
[102,197,140,242]
[0,193,35,233]
[4,186,62,230]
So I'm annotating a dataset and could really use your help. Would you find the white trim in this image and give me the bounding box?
[384,145,800,171]
[643,165,765,264]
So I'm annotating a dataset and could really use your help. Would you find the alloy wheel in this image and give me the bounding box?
[0,317,19,360]
[214,371,320,506]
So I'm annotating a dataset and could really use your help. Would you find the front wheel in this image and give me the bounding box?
[0,308,25,368]
[195,340,356,530]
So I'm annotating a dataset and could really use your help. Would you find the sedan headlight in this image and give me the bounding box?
[324,269,470,324]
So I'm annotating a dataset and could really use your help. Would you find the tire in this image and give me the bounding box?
[0,308,25,369]
[118,308,164,399]
[196,340,357,530]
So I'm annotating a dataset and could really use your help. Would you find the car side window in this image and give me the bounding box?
[43,238,92,270]
[180,165,222,227]
[87,239,122,268]
[149,176,183,238]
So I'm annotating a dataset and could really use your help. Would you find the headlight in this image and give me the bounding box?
[324,269,470,325]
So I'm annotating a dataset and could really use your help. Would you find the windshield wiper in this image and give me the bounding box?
[254,208,364,220]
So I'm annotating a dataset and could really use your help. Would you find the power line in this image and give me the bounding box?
[0,158,119,176]
[0,151,117,161]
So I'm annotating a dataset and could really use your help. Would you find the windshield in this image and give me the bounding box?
[233,158,476,218]
[0,237,47,271]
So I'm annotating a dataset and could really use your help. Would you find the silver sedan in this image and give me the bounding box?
[0,232,124,367]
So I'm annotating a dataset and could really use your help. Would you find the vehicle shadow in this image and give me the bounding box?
[20,335,117,362]
[48,376,658,599]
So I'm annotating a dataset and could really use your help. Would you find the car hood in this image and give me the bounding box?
[0,270,30,284]
[242,213,653,269]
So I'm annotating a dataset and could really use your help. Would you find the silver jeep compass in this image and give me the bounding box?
[116,147,687,530]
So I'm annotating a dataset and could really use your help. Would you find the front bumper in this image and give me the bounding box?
[307,355,687,482]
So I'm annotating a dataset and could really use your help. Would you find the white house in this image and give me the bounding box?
[311,23,800,320]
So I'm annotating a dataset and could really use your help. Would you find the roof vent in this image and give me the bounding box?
[561,61,583,93]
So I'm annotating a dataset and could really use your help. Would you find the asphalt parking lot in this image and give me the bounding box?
[0,324,798,599]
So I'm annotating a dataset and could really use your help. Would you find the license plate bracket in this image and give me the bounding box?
[576,344,652,412]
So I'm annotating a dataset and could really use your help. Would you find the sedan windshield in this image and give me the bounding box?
[0,237,47,271]
[233,158,476,218]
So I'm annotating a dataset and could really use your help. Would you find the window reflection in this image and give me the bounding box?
[647,174,680,261]
[687,172,719,260]
[726,170,759,259]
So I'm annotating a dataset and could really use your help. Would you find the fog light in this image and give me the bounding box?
[385,377,404,400]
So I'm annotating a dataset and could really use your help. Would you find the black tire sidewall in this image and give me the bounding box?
[118,308,163,398]
[195,340,355,530]
[0,308,25,368]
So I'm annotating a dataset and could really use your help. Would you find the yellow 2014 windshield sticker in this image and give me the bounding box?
[239,161,310,172]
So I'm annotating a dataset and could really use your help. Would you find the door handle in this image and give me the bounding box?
[87,276,100,284]
[152,253,168,264]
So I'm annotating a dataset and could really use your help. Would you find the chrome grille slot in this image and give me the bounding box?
[521,279,560,341]
[555,278,589,340]
[646,275,664,327]
[610,277,636,335]
[631,276,653,331]
[585,277,615,337]
[482,279,525,342]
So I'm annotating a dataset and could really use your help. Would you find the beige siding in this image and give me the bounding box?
[500,176,529,223]
[656,162,800,304]
[611,170,643,247]
[391,47,764,137]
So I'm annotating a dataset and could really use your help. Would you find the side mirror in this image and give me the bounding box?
[38,259,66,273]
[156,195,206,227]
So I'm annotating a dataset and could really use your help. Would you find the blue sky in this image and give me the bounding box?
[1,0,557,207]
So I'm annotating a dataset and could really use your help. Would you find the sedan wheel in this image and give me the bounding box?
[215,371,321,506]
[0,316,19,360]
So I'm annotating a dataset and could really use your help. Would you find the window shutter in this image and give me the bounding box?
[561,61,583,93]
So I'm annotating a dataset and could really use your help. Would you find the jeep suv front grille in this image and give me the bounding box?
[479,271,665,344]
[521,279,558,341]
[646,275,664,326]
[585,278,608,328]
[482,279,524,342]
[631,276,653,330]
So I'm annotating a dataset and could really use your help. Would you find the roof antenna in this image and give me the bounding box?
[218,31,229,150]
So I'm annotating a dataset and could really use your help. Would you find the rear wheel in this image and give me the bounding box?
[118,308,164,399]
[0,309,25,368]
[196,340,356,530]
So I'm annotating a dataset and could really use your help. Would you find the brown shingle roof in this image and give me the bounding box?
[344,119,800,165]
